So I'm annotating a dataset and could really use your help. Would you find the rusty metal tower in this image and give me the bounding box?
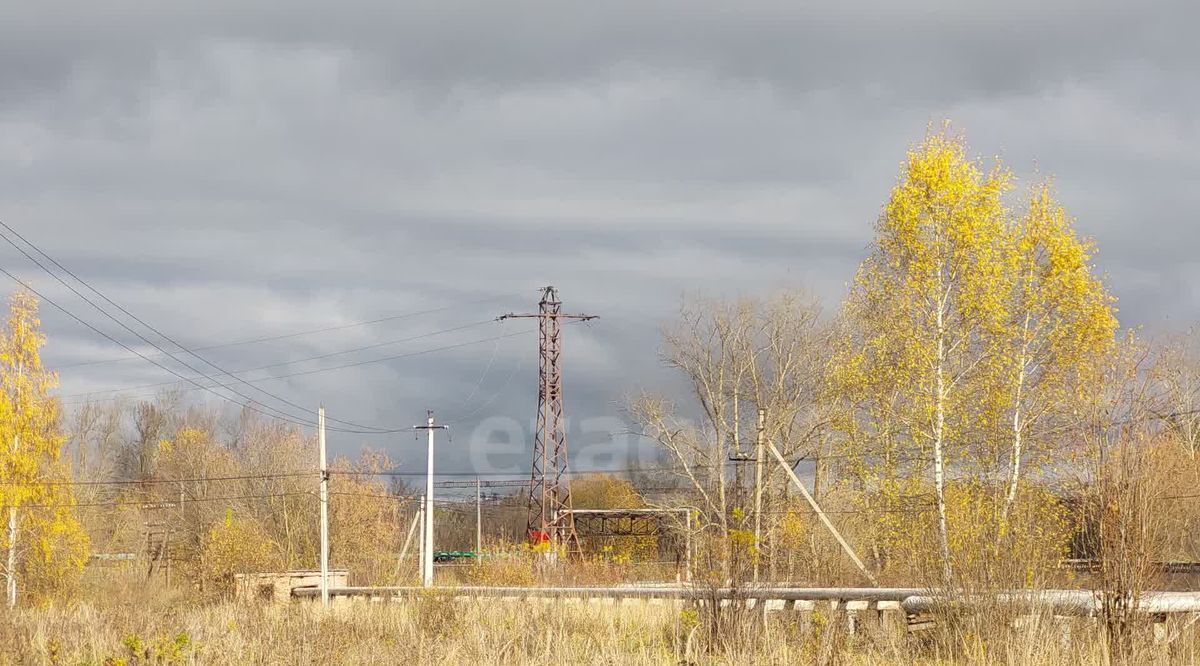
[500,286,596,556]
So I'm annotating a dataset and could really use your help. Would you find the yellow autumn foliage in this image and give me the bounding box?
[200,510,279,596]
[0,291,89,605]
[831,127,1116,586]
[570,474,656,562]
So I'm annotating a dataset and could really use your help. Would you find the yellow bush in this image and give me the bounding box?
[199,511,279,596]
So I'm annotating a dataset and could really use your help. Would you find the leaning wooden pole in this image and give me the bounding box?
[318,407,330,607]
[392,508,423,582]
[765,439,878,586]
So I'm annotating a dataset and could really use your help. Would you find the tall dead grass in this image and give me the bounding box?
[4,591,1199,665]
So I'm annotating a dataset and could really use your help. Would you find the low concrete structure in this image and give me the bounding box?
[292,585,1200,635]
[236,570,348,603]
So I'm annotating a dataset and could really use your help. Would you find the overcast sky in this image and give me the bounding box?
[1,2,1197,477]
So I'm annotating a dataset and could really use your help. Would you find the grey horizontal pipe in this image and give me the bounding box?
[294,586,1200,616]
[1061,560,1200,574]
[902,591,1200,616]
[293,586,924,601]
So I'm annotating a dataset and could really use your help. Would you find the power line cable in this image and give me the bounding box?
[60,318,495,400]
[0,471,317,487]
[60,327,535,407]
[0,222,524,435]
[0,223,397,434]
[3,489,318,510]
[440,319,506,423]
[0,264,326,432]
[328,462,744,478]
[444,324,528,426]
[56,299,498,369]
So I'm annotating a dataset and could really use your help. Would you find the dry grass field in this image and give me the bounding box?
[3,578,1196,666]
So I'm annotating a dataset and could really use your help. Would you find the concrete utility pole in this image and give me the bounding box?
[475,477,483,560]
[393,506,422,582]
[416,497,425,577]
[413,411,448,588]
[318,406,330,607]
[765,437,878,586]
[753,408,765,582]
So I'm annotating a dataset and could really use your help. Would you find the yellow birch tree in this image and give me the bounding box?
[998,183,1118,526]
[831,129,1011,582]
[0,291,88,607]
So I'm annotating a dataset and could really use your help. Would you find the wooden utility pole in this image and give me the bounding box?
[318,406,330,607]
[753,408,765,582]
[164,529,172,586]
[732,389,743,514]
[171,482,184,588]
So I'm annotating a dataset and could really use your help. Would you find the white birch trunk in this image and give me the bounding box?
[6,433,17,609]
[1002,314,1034,528]
[6,361,20,609]
[1002,361,1028,525]
[933,293,952,585]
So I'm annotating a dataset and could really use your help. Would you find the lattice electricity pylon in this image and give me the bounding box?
[499,286,596,557]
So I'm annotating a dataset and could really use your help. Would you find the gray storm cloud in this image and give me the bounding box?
[0,1,1196,470]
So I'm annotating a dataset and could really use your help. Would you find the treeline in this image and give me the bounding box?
[0,332,417,604]
[73,398,418,595]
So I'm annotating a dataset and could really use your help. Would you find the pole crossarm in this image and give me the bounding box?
[497,282,599,325]
[498,314,599,321]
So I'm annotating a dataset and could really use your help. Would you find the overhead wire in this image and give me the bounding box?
[59,318,497,401]
[0,471,316,487]
[0,469,941,520]
[0,221,530,434]
[59,327,536,408]
[2,489,318,510]
[0,222,406,434]
[0,264,328,433]
[329,461,741,478]
[2,462,733,487]
[443,323,529,426]
[57,299,498,370]
[435,317,587,427]
[439,319,506,423]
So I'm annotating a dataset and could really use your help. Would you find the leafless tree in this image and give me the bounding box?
[1153,328,1200,459]
[628,291,834,543]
